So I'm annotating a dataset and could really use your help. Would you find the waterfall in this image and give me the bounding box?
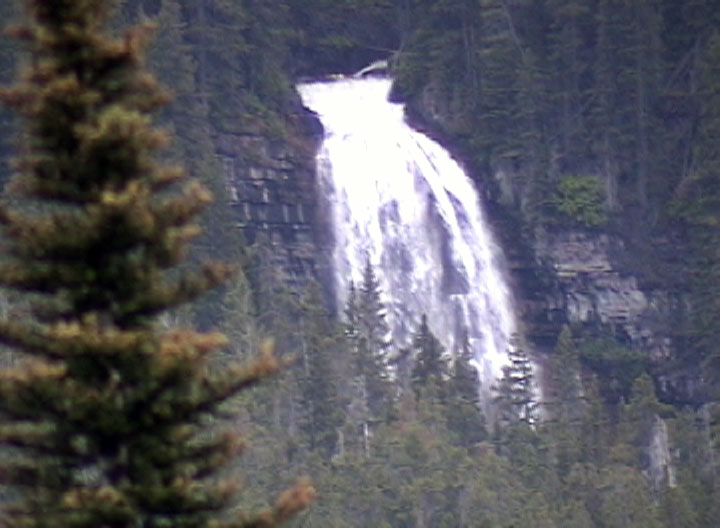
[298,77,517,398]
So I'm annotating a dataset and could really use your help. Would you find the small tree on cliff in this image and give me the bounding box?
[493,339,537,427]
[0,1,312,527]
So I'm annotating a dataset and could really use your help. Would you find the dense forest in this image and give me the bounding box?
[2,0,720,527]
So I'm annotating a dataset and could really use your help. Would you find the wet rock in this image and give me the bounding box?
[215,105,325,283]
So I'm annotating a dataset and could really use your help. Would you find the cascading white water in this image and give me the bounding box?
[298,77,517,397]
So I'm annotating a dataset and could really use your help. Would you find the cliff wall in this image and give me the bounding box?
[213,108,328,289]
[403,79,701,407]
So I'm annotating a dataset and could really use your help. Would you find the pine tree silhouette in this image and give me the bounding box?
[0,1,313,526]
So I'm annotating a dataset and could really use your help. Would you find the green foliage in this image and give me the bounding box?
[594,465,663,528]
[613,374,667,469]
[0,1,312,526]
[296,281,343,454]
[0,0,20,189]
[147,0,244,330]
[228,264,714,528]
[493,339,537,426]
[0,2,710,527]
[411,313,448,398]
[353,261,392,402]
[131,4,720,526]
[445,330,487,447]
[341,261,393,453]
[287,0,400,76]
[669,31,720,383]
[545,326,584,477]
[579,338,648,402]
[659,486,701,528]
[551,175,608,227]
[391,0,703,230]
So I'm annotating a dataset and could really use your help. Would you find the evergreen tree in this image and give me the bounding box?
[357,259,391,365]
[577,374,613,466]
[589,0,633,211]
[493,339,537,426]
[296,281,343,455]
[149,0,243,330]
[446,329,486,447]
[341,264,392,455]
[341,281,373,456]
[556,500,594,528]
[546,326,584,477]
[0,1,312,526]
[614,373,665,471]
[659,486,700,528]
[343,280,360,338]
[545,0,592,164]
[474,0,524,163]
[221,269,260,363]
[181,0,293,136]
[663,409,717,528]
[589,0,665,212]
[355,260,391,416]
[629,0,665,210]
[288,0,400,77]
[0,0,20,188]
[411,314,448,400]
[675,31,720,385]
[595,465,663,528]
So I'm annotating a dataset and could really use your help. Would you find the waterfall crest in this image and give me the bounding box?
[298,77,517,397]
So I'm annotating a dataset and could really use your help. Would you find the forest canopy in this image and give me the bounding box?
[0,1,719,527]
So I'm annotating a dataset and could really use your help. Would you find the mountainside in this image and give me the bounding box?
[2,1,720,526]
[391,0,720,408]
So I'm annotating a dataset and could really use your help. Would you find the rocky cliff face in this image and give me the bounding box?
[402,81,702,406]
[219,78,698,409]
[534,231,673,360]
[213,107,328,287]
[214,78,702,488]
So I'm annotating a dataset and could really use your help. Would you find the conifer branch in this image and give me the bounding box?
[0,1,311,526]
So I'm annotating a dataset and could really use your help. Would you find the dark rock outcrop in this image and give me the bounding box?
[213,107,327,287]
[402,81,699,407]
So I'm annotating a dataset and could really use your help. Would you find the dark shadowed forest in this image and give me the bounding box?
[1,1,720,527]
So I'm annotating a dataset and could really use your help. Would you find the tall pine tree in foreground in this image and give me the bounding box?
[0,1,312,527]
